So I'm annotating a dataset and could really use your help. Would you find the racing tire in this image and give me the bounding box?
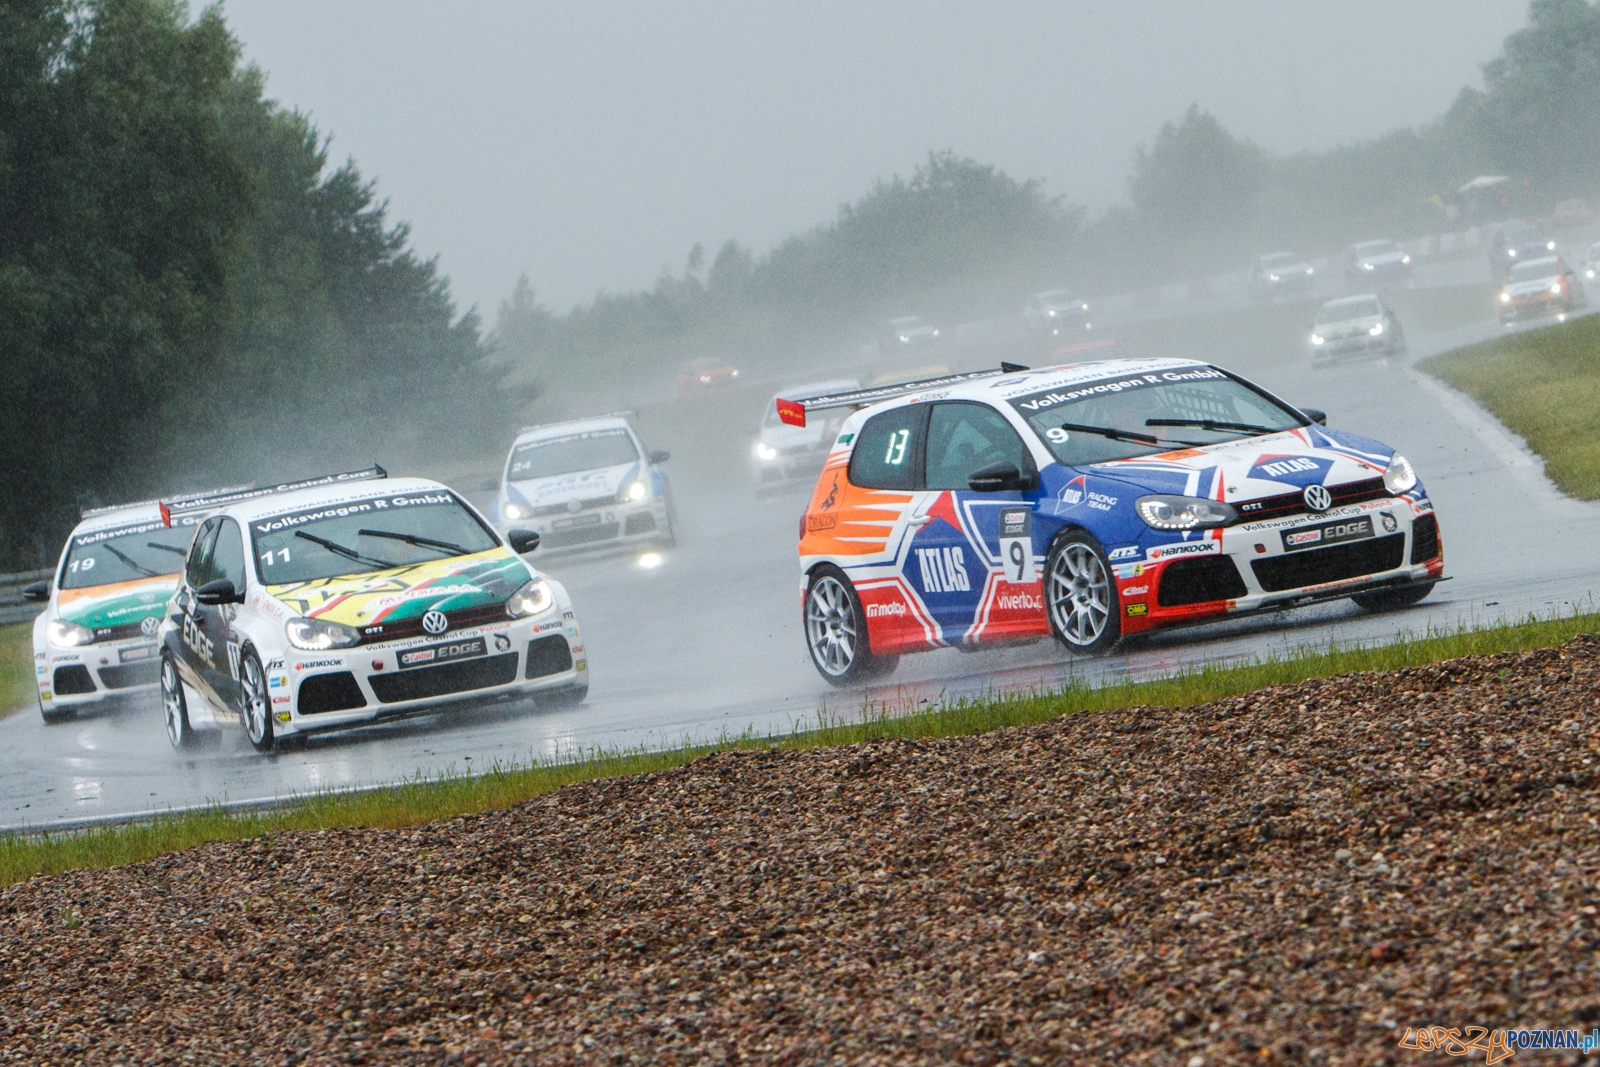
[1351,582,1435,614]
[1045,531,1122,657]
[161,652,196,749]
[804,565,898,686]
[239,649,276,753]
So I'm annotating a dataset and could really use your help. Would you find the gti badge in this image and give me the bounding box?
[140,616,160,636]
[1302,484,1332,513]
[422,610,449,636]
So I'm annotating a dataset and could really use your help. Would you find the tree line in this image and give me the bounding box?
[0,0,500,569]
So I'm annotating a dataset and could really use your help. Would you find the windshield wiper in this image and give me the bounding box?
[357,528,468,556]
[147,542,188,555]
[294,530,395,569]
[102,543,160,578]
[1146,418,1281,436]
[1055,421,1162,446]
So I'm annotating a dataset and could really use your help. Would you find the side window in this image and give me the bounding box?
[210,519,247,592]
[925,402,1030,491]
[849,406,925,490]
[186,518,220,588]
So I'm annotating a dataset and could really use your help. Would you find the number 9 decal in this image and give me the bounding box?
[1009,540,1026,581]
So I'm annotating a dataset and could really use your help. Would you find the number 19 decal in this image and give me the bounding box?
[997,507,1036,583]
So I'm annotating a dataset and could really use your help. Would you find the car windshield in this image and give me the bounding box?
[1261,253,1301,269]
[1317,297,1381,323]
[889,317,926,330]
[507,427,639,480]
[1502,223,1541,243]
[250,491,500,584]
[1010,366,1304,466]
[1034,290,1076,305]
[1354,241,1398,258]
[60,519,198,590]
[1509,258,1560,282]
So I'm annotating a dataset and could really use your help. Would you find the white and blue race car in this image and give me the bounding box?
[784,358,1445,683]
[489,414,675,555]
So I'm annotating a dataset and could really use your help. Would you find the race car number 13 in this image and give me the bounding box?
[998,507,1036,583]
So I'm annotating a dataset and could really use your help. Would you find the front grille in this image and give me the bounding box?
[1411,514,1440,563]
[90,618,164,643]
[526,635,573,679]
[358,602,511,644]
[298,672,368,715]
[531,496,613,519]
[1251,533,1405,592]
[542,522,620,548]
[53,665,95,695]
[368,652,518,704]
[1234,478,1390,523]
[1157,556,1248,607]
[622,512,657,536]
[99,662,158,690]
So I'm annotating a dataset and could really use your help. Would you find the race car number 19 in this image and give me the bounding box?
[998,507,1036,583]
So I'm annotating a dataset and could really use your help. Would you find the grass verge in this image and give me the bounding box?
[1421,310,1600,498]
[2,622,34,721]
[3,609,1597,887]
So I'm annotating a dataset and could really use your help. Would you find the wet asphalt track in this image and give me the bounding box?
[4,265,1598,831]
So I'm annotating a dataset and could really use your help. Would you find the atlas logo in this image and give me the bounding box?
[1249,453,1333,489]
[866,602,907,618]
[1059,475,1086,506]
[422,610,450,636]
[915,546,970,593]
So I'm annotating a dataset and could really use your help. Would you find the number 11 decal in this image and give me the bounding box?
[997,507,1036,583]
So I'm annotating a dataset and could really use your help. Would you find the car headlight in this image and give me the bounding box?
[754,441,778,461]
[1369,323,1384,336]
[1305,267,1314,275]
[699,375,711,383]
[1383,453,1418,495]
[1401,255,1411,264]
[1501,292,1511,302]
[505,578,554,619]
[502,502,526,520]
[1268,273,1280,281]
[731,369,739,377]
[1310,333,1325,345]
[1551,282,1563,294]
[1135,495,1237,531]
[1508,249,1517,257]
[1047,309,1057,317]
[1588,269,1595,279]
[1362,262,1374,270]
[618,481,649,503]
[1548,241,1556,250]
[47,619,94,648]
[285,617,361,650]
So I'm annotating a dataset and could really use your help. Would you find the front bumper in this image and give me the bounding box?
[499,497,669,554]
[37,639,162,709]
[1114,496,1444,632]
[1501,293,1571,320]
[260,614,589,735]
[1313,333,1394,358]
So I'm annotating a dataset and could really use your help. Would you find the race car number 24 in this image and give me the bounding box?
[998,507,1036,583]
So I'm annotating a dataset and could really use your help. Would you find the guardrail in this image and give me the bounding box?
[0,568,52,627]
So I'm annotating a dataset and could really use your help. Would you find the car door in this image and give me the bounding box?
[175,517,221,704]
[841,403,934,653]
[198,518,248,715]
[910,401,1045,644]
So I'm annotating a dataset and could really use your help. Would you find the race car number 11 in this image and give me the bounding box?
[998,507,1036,583]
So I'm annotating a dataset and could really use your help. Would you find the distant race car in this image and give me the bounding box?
[25,487,245,723]
[1023,290,1092,335]
[753,379,861,493]
[157,468,587,752]
[1551,198,1593,228]
[679,357,739,392]
[1309,295,1405,361]
[1498,255,1584,323]
[779,360,1443,684]
[490,414,675,554]
[1342,239,1412,288]
[1248,252,1316,299]
[882,316,940,348]
[1583,240,1600,281]
[1488,220,1555,280]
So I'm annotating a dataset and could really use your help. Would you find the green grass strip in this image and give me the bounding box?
[1421,312,1600,499]
[2,609,1596,888]
[1,622,35,721]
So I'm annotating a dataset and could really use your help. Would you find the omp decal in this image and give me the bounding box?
[1126,603,1149,616]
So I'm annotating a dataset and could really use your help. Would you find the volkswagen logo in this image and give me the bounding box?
[421,610,449,636]
[566,499,582,514]
[1303,484,1332,513]
[140,616,160,637]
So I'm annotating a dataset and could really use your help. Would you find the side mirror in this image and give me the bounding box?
[507,528,540,554]
[481,476,502,492]
[649,450,670,465]
[967,461,1038,493]
[21,581,49,603]
[194,578,243,606]
[1301,408,1328,426]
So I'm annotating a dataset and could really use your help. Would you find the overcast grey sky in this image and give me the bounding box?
[219,1,1530,321]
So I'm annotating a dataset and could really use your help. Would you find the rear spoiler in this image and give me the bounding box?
[159,465,387,527]
[518,409,638,435]
[81,483,256,520]
[775,364,1028,427]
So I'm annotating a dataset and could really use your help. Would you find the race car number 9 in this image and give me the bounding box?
[997,507,1036,583]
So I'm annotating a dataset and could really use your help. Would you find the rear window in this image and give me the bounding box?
[849,406,923,490]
